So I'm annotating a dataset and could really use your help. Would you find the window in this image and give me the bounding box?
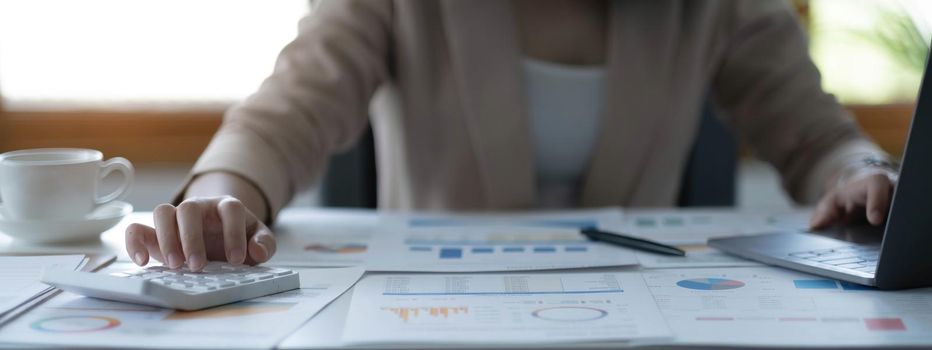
[0,0,922,160]
[809,0,932,104]
[0,0,309,111]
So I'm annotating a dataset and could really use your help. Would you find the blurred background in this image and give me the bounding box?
[0,0,929,211]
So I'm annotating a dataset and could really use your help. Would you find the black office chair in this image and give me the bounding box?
[318,102,737,208]
[677,101,738,207]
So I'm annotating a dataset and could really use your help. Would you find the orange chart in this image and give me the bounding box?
[382,306,469,322]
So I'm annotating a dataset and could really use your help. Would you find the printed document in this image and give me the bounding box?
[643,267,932,347]
[0,266,364,349]
[269,209,379,267]
[636,246,762,269]
[0,255,85,316]
[621,209,809,245]
[365,209,638,272]
[342,272,672,345]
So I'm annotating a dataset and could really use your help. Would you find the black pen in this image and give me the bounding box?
[580,227,686,256]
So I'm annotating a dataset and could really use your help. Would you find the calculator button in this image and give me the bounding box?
[269,269,292,276]
[215,281,236,288]
[110,262,296,299]
[188,285,216,292]
[228,277,256,284]
[248,273,275,280]
[202,265,225,272]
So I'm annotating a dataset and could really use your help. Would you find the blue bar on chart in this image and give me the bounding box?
[840,281,876,291]
[409,246,432,252]
[533,247,557,253]
[564,246,588,252]
[471,247,494,254]
[439,248,463,259]
[502,247,525,253]
[793,279,838,289]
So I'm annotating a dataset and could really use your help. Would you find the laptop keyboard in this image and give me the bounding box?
[788,245,880,274]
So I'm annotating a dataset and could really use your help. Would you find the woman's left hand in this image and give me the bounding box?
[810,171,895,230]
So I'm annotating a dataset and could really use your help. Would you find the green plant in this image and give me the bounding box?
[852,2,929,75]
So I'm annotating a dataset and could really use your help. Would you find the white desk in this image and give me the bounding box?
[0,209,928,350]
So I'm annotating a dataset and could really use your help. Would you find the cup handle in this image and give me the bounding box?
[96,157,135,205]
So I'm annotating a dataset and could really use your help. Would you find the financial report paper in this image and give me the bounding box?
[643,267,932,347]
[365,209,638,272]
[0,255,85,317]
[269,209,379,267]
[635,246,762,269]
[0,266,365,349]
[342,272,672,345]
[621,209,810,245]
[268,209,638,272]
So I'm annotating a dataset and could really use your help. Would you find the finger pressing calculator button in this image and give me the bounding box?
[44,262,299,310]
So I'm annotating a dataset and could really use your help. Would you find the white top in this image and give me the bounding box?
[523,57,606,208]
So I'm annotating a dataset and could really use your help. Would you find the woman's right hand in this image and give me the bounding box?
[124,196,277,271]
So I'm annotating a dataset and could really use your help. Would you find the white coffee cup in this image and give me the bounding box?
[0,148,134,221]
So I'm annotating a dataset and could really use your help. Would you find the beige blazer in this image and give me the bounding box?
[190,0,876,217]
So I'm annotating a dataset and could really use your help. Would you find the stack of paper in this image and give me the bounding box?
[0,255,87,325]
[11,208,925,349]
[0,266,365,349]
[343,272,671,345]
[271,209,640,272]
[643,266,932,347]
[269,209,380,267]
[620,208,811,245]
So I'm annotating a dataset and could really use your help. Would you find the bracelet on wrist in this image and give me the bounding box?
[835,155,899,189]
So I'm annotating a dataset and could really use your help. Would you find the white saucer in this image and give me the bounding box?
[0,201,132,244]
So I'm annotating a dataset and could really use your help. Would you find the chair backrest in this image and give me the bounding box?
[319,102,737,208]
[677,101,737,207]
[317,127,378,208]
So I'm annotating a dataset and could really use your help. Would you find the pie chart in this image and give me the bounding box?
[30,316,120,333]
[531,306,608,322]
[676,278,745,290]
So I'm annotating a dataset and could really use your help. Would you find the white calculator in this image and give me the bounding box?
[41,262,299,310]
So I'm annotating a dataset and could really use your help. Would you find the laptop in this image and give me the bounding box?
[709,53,932,290]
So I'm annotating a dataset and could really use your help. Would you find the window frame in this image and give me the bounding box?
[0,104,911,163]
[0,109,223,162]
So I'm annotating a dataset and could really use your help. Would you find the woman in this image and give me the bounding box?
[125,0,897,270]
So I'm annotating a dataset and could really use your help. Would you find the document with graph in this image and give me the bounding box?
[269,209,379,267]
[620,209,810,245]
[635,246,762,269]
[0,255,85,317]
[365,209,638,272]
[342,272,672,345]
[643,267,932,347]
[0,266,364,349]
